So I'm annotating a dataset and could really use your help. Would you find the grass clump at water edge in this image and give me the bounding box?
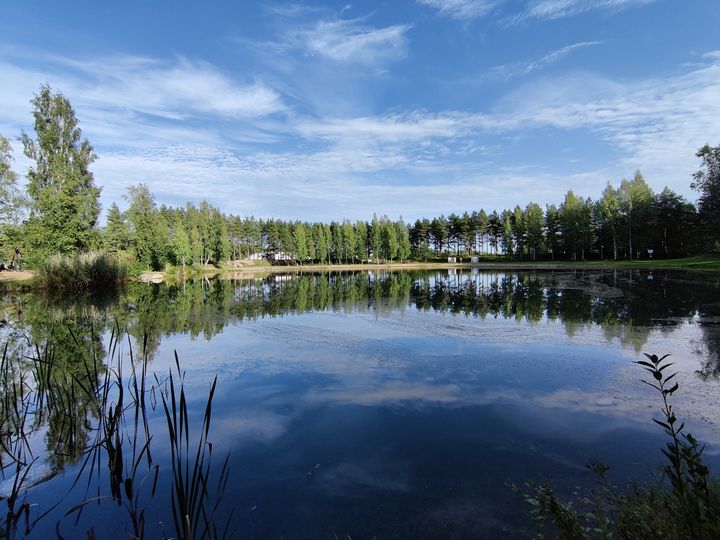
[34,251,129,291]
[514,353,720,539]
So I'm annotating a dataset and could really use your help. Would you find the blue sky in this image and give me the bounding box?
[1,0,719,222]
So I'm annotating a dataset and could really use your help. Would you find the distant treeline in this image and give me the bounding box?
[101,167,718,270]
[1,85,719,270]
[105,187,414,270]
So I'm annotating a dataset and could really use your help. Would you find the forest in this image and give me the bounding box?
[1,85,719,272]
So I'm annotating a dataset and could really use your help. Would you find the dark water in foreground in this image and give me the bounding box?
[1,269,720,538]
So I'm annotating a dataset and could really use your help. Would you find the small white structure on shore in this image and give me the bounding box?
[270,251,295,261]
[470,256,479,263]
[447,256,456,263]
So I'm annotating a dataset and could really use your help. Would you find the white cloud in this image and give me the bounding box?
[492,41,602,78]
[50,55,285,120]
[489,58,720,194]
[0,54,284,133]
[297,19,410,65]
[417,0,501,19]
[517,0,658,21]
[295,111,479,142]
[92,54,720,220]
[0,53,287,159]
[266,2,319,18]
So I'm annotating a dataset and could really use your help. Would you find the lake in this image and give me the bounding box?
[1,268,719,538]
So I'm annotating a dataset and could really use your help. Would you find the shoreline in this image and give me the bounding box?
[3,258,717,287]
[150,257,720,283]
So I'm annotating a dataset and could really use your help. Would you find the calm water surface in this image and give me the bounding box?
[2,269,719,539]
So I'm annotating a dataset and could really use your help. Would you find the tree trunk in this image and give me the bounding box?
[613,234,617,261]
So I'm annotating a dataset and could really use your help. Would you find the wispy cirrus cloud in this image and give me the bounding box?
[516,0,658,22]
[492,41,602,79]
[0,53,286,150]
[49,55,285,120]
[295,111,480,142]
[489,57,720,188]
[264,2,320,18]
[0,54,285,131]
[294,18,410,65]
[416,0,501,20]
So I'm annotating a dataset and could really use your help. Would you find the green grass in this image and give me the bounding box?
[456,255,720,270]
[35,251,129,291]
[573,255,720,270]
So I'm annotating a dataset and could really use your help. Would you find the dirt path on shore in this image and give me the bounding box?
[0,270,33,282]
[217,261,618,276]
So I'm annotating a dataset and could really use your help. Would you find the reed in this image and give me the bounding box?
[157,353,232,540]
[35,251,129,292]
[0,324,231,539]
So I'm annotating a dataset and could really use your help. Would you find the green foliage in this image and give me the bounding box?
[103,202,130,252]
[0,135,26,228]
[516,353,720,539]
[20,85,101,261]
[501,210,514,256]
[597,183,622,260]
[429,216,447,255]
[171,214,192,269]
[525,203,544,261]
[207,206,231,264]
[395,218,411,262]
[354,220,368,261]
[330,221,342,263]
[0,136,27,266]
[620,171,654,259]
[125,183,168,270]
[313,223,329,263]
[692,144,720,252]
[35,251,129,291]
[559,191,593,261]
[294,222,309,262]
[380,216,399,261]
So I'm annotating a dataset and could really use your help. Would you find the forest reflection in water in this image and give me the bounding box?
[1,268,719,538]
[6,268,718,371]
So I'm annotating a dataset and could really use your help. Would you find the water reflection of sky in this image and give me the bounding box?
[154,300,719,536]
[12,270,720,538]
